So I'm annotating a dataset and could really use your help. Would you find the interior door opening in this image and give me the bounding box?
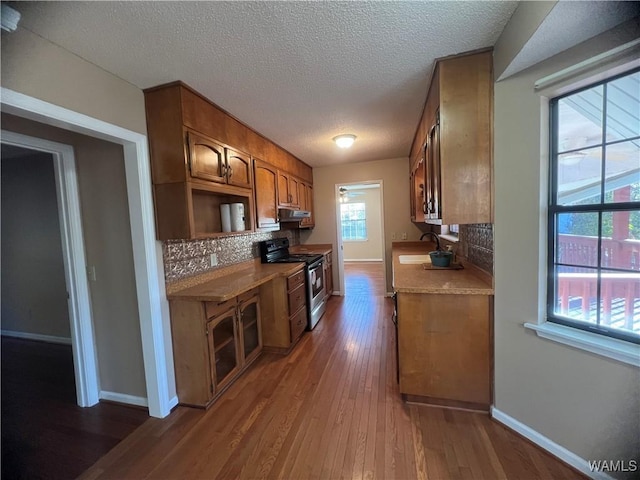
[1,135,98,407]
[335,181,386,297]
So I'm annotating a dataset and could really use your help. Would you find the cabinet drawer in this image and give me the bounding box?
[205,299,236,319]
[288,283,306,314]
[290,306,307,341]
[287,269,305,291]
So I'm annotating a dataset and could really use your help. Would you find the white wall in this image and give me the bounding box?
[1,152,71,340]
[493,18,640,472]
[1,28,146,135]
[301,157,423,293]
[342,187,383,261]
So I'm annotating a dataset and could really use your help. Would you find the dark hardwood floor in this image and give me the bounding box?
[1,337,149,480]
[79,264,584,480]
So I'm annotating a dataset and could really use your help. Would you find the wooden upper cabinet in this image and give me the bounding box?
[289,176,300,207]
[225,148,252,189]
[411,147,426,222]
[410,50,492,225]
[188,131,226,183]
[277,171,301,208]
[144,81,314,238]
[277,171,290,207]
[188,131,253,189]
[304,184,314,228]
[254,159,280,230]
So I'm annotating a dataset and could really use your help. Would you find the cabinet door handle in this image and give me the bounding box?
[227,165,233,180]
[422,202,427,214]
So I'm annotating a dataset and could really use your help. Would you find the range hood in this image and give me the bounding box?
[279,208,311,222]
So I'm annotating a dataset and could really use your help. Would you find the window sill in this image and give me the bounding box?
[439,234,459,243]
[343,239,368,243]
[524,322,639,367]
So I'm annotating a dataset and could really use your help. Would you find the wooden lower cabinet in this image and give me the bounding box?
[397,292,492,411]
[169,289,262,408]
[259,267,308,353]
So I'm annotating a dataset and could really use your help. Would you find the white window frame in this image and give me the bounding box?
[340,202,368,241]
[524,51,640,368]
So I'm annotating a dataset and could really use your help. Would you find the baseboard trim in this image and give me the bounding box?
[491,407,614,480]
[99,390,149,408]
[168,395,179,411]
[1,329,72,345]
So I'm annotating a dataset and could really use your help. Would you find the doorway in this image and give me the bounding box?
[1,135,98,406]
[1,87,174,418]
[335,181,386,297]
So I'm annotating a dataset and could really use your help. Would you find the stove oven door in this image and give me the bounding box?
[307,260,326,329]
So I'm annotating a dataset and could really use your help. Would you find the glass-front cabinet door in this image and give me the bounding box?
[239,296,262,364]
[207,308,240,392]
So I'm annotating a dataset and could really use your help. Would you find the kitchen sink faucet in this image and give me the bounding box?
[420,232,441,251]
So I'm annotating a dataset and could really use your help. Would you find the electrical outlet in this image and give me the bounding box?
[401,232,407,240]
[391,232,397,240]
[210,253,218,266]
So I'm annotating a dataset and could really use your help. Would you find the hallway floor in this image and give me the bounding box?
[1,337,149,480]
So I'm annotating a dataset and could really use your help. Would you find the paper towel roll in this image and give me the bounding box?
[230,203,245,231]
[220,204,231,232]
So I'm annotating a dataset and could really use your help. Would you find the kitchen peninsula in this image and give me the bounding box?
[392,241,494,411]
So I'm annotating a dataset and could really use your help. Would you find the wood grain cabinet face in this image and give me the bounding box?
[225,148,252,189]
[188,132,227,184]
[188,132,253,189]
[254,159,280,230]
[287,271,307,343]
[170,291,263,408]
[277,171,291,207]
[305,185,315,227]
[297,181,315,228]
[207,307,241,394]
[238,295,262,365]
[259,268,308,353]
[397,292,492,410]
[410,50,492,225]
[411,150,426,222]
[289,176,300,207]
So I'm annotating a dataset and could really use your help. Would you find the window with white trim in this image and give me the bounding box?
[340,202,367,241]
[548,68,640,344]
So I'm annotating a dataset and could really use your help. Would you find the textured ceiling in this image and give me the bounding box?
[11,1,519,167]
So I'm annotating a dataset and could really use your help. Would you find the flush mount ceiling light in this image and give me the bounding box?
[333,134,356,149]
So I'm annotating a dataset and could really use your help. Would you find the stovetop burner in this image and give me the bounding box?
[259,238,323,265]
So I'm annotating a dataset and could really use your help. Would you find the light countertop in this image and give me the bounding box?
[392,242,493,295]
[167,261,303,302]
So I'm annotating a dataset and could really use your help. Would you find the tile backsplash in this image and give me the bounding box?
[163,229,299,283]
[436,223,493,274]
[459,223,493,274]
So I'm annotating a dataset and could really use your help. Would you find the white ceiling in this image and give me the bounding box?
[10,1,520,167]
